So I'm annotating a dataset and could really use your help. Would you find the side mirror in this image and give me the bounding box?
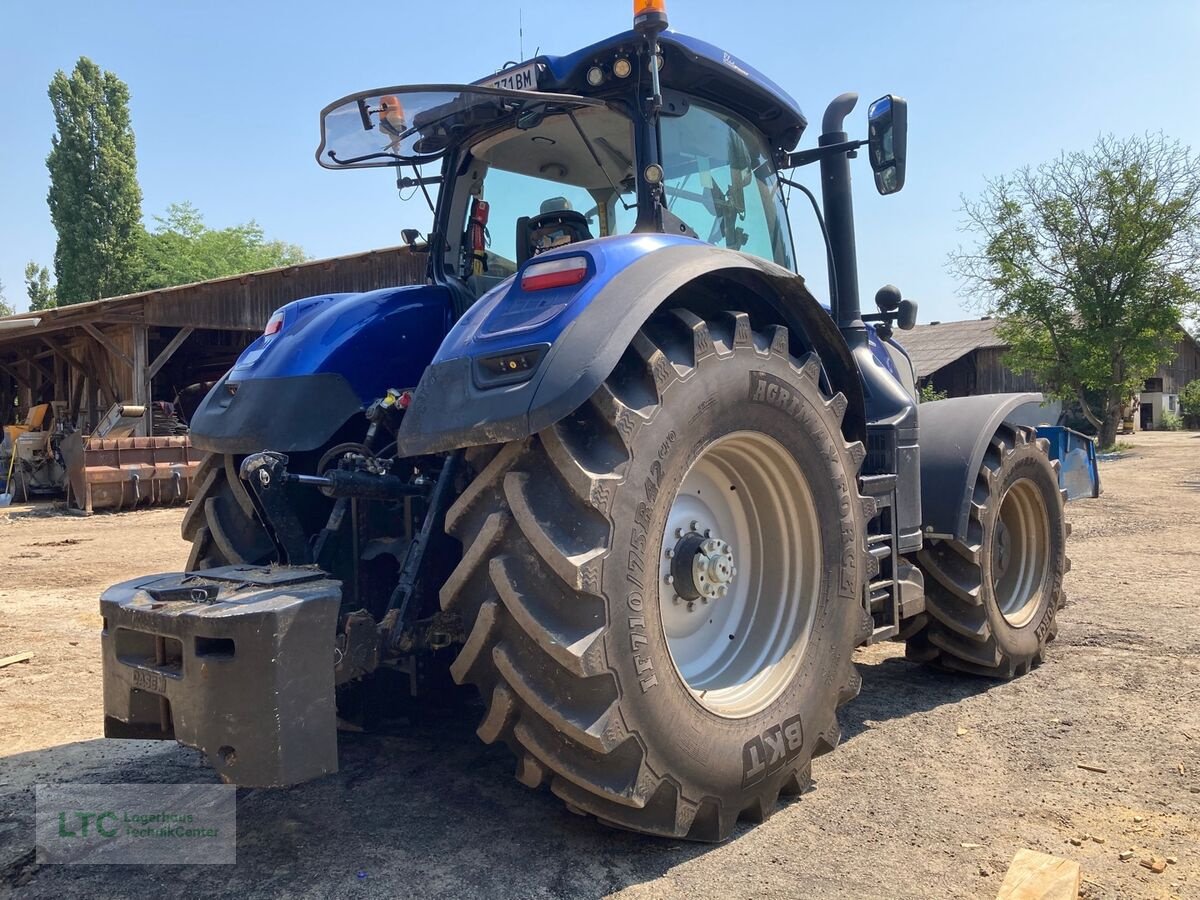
[896,299,917,330]
[867,94,907,195]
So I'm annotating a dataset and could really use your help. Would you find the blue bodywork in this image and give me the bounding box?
[189,284,453,454]
[230,285,453,396]
[437,233,686,363]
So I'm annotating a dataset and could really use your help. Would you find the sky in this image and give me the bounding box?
[1,0,1198,322]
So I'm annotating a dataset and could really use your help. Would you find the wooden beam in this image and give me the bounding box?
[131,324,149,436]
[26,355,54,384]
[41,338,89,380]
[0,362,33,389]
[85,342,117,407]
[70,370,86,421]
[147,326,194,380]
[81,322,135,370]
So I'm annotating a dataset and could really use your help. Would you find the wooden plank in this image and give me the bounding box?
[0,652,33,669]
[996,849,1080,900]
[147,326,194,380]
[81,322,135,370]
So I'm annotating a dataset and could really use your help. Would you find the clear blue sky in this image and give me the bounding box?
[1,1,1198,321]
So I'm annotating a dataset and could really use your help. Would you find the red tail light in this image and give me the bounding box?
[520,256,589,292]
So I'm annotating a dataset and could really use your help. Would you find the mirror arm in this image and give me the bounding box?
[781,138,864,169]
[397,174,443,189]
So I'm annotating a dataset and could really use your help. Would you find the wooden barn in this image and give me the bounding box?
[897,317,1040,396]
[897,316,1200,431]
[0,246,426,436]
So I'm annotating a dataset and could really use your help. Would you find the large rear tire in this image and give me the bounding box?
[182,453,275,570]
[907,424,1068,678]
[442,309,871,840]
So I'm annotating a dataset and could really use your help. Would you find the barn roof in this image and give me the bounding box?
[896,317,1008,377]
[0,245,426,340]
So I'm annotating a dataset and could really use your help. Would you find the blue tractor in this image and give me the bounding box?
[101,1,1072,841]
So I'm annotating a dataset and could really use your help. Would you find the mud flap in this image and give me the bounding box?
[101,566,341,787]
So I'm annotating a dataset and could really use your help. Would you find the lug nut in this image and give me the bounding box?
[675,527,684,538]
[704,528,712,537]
[665,548,675,559]
[664,574,674,585]
[673,595,681,604]
[690,520,699,532]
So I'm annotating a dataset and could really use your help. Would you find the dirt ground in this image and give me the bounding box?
[1,431,1197,899]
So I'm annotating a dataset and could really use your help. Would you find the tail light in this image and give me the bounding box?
[263,311,284,336]
[520,256,589,292]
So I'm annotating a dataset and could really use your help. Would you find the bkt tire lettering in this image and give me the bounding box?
[742,715,804,787]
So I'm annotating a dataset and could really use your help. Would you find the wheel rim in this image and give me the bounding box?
[658,431,821,718]
[992,477,1050,627]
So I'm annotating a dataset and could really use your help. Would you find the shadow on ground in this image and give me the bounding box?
[1,653,996,899]
[840,651,998,742]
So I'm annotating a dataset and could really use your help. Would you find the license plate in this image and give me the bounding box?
[476,62,540,92]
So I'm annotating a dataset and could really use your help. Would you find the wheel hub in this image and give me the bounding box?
[668,529,737,608]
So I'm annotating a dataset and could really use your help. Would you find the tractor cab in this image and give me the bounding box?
[317,25,806,304]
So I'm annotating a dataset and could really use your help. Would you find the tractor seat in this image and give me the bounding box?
[517,200,593,264]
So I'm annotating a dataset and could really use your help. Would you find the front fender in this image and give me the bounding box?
[919,392,1055,541]
[397,235,862,455]
[191,285,454,454]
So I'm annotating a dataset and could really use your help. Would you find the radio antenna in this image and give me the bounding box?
[519,9,524,60]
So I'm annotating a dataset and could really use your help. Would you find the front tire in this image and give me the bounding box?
[907,424,1068,677]
[182,453,275,569]
[442,309,871,840]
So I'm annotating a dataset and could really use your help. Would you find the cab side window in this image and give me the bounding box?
[659,101,795,269]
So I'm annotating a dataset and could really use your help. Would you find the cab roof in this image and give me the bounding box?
[521,30,807,152]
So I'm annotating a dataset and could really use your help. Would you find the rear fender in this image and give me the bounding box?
[397,235,863,456]
[190,285,454,455]
[919,392,1055,541]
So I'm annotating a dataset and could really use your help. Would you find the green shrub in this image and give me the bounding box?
[1180,380,1200,428]
[918,383,948,403]
[1159,409,1184,431]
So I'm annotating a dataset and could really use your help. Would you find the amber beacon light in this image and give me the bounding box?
[634,0,668,32]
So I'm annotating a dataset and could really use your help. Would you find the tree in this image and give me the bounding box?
[0,279,13,318]
[139,202,307,289]
[952,134,1200,447]
[24,262,56,311]
[46,58,144,304]
[1181,379,1200,429]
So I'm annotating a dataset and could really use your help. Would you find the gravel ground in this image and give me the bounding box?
[1,431,1197,899]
